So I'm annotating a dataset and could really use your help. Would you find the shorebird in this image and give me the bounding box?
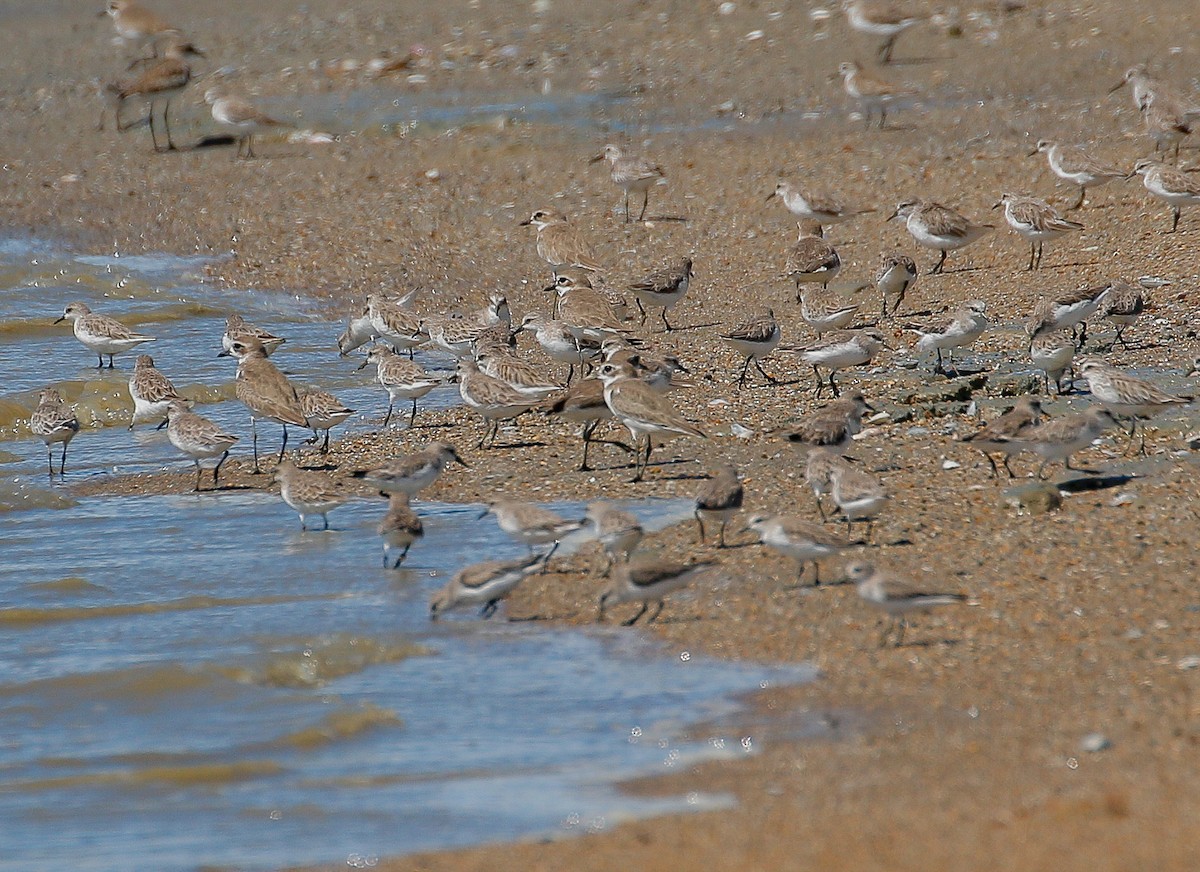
[766,181,871,231]
[1077,359,1191,453]
[1138,93,1192,161]
[772,392,872,455]
[105,38,202,152]
[337,305,377,357]
[1109,65,1200,122]
[274,458,348,531]
[480,500,585,567]
[746,513,852,585]
[219,337,308,473]
[476,348,563,400]
[352,442,468,496]
[845,561,966,647]
[164,399,238,491]
[837,60,914,128]
[543,377,628,471]
[29,388,80,479]
[223,314,285,357]
[960,396,1043,477]
[590,144,666,223]
[429,553,547,620]
[720,307,781,388]
[584,502,644,576]
[205,89,291,159]
[787,221,842,295]
[366,293,426,357]
[1028,328,1076,395]
[521,208,603,271]
[629,258,693,331]
[798,287,858,336]
[841,0,924,63]
[378,492,423,569]
[1098,279,1147,350]
[1030,140,1125,210]
[55,302,154,368]
[519,312,600,383]
[102,0,181,56]
[1132,159,1200,232]
[127,353,182,430]
[598,556,715,626]
[796,331,884,398]
[888,200,994,274]
[995,193,1084,270]
[694,463,743,547]
[829,462,888,540]
[298,388,353,454]
[874,252,917,318]
[595,359,706,482]
[456,359,542,448]
[915,300,988,375]
[359,345,441,427]
[1024,284,1111,345]
[999,406,1120,478]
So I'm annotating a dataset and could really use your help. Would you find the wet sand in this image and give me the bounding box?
[6,0,1200,868]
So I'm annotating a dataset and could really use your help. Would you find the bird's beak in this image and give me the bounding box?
[588,153,605,164]
[519,218,532,226]
[1107,80,1125,94]
[541,282,557,294]
[476,507,490,520]
[1026,147,1039,157]
[863,401,876,412]
[53,315,66,324]
[991,201,1002,210]
[885,208,899,222]
[454,454,470,468]
[765,190,776,201]
[355,358,369,370]
[216,349,230,357]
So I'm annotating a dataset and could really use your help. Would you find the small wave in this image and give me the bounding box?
[219,634,429,689]
[2,760,285,793]
[271,703,403,750]
[0,594,331,627]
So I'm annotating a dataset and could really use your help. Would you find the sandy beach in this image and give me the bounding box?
[5,0,1200,868]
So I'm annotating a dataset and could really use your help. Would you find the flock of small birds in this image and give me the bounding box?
[27,0,1200,644]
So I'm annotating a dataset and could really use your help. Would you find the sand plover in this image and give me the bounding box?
[1028,328,1076,395]
[429,552,547,620]
[628,258,693,332]
[767,181,871,231]
[787,221,842,294]
[804,450,852,520]
[960,396,1043,478]
[829,462,888,539]
[584,502,644,575]
[456,359,542,448]
[841,0,923,63]
[596,359,706,482]
[378,492,424,569]
[1077,359,1191,453]
[915,300,988,374]
[591,144,666,223]
[519,312,600,383]
[888,200,994,274]
[103,0,181,54]
[205,89,291,159]
[746,513,852,585]
[30,388,80,479]
[773,392,872,454]
[1030,140,1124,210]
[55,302,155,368]
[164,399,238,491]
[105,39,202,152]
[694,463,744,547]
[798,286,858,337]
[223,314,285,357]
[1138,93,1192,161]
[352,442,468,496]
[598,556,715,626]
[995,193,1084,270]
[219,337,308,472]
[1109,65,1200,122]
[337,306,378,357]
[874,252,917,319]
[720,307,781,387]
[274,458,348,531]
[1001,406,1120,478]
[845,561,966,647]
[128,353,182,430]
[1132,159,1200,232]
[521,209,603,271]
[797,331,884,398]
[837,60,914,128]
[298,388,354,454]
[359,345,440,428]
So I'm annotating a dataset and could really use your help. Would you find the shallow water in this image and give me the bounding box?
[0,241,818,872]
[0,238,462,481]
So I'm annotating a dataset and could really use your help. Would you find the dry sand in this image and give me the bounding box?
[5,0,1200,868]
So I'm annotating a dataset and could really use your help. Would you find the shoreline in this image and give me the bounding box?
[6,0,1200,867]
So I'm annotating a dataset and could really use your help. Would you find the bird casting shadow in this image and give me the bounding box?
[1055,473,1138,494]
